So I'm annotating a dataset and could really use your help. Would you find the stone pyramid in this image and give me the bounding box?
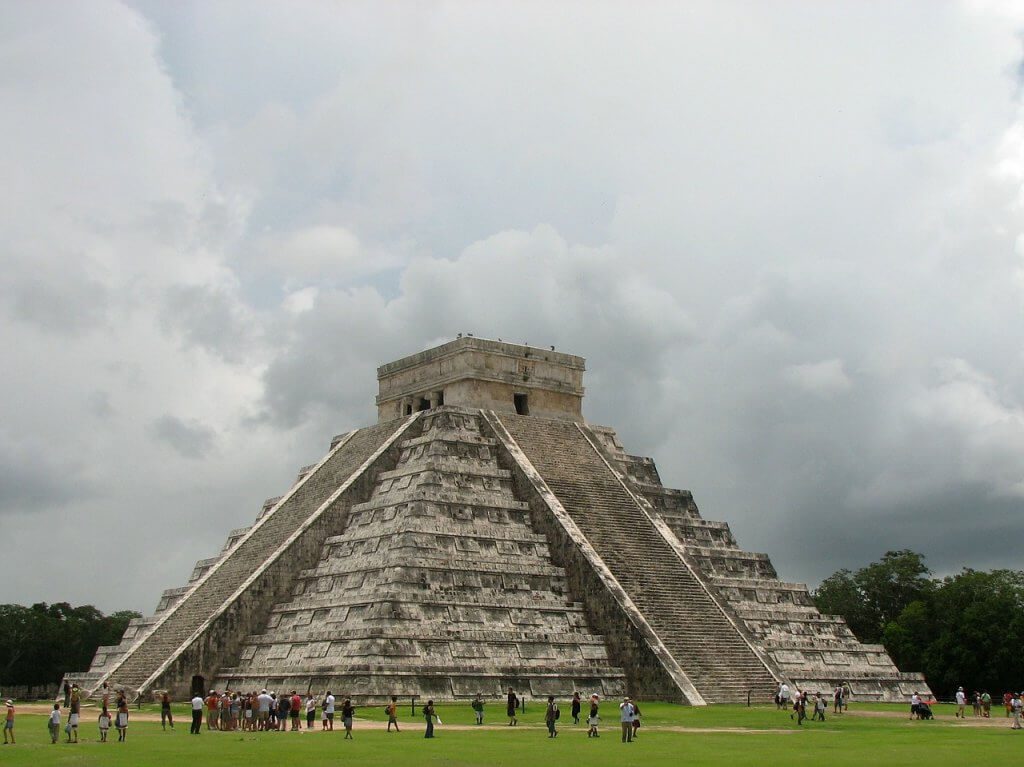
[76,337,928,704]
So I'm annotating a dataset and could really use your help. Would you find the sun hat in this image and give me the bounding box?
[5,700,12,706]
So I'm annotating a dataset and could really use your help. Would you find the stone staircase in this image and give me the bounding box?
[95,417,413,697]
[496,414,778,704]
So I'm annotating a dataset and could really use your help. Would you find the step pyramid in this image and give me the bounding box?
[74,337,928,703]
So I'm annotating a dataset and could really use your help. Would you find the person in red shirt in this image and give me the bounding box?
[206,691,220,730]
[290,692,302,731]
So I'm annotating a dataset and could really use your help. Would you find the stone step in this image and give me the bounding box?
[497,415,778,703]
[96,419,410,693]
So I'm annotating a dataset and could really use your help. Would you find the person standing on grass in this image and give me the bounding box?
[63,681,71,708]
[190,693,203,734]
[778,682,790,710]
[955,687,966,718]
[571,691,581,724]
[619,697,634,742]
[1011,693,1022,730]
[67,705,79,742]
[98,707,111,742]
[341,698,354,739]
[506,687,518,726]
[472,694,484,725]
[116,692,129,742]
[982,691,992,717]
[257,689,272,730]
[545,696,559,738]
[324,691,336,731]
[160,691,173,729]
[631,701,642,738]
[587,694,600,738]
[386,696,400,732]
[101,682,110,711]
[813,693,826,722]
[3,700,13,744]
[305,694,316,729]
[423,699,436,738]
[1004,691,1013,717]
[49,704,61,744]
[278,689,291,731]
[289,691,301,731]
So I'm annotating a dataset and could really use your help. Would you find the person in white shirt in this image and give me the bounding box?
[324,692,336,731]
[306,694,316,729]
[257,690,273,731]
[190,694,204,734]
[619,697,634,743]
[955,687,966,719]
[1011,693,1022,730]
[910,692,922,720]
[779,683,790,710]
[48,704,61,744]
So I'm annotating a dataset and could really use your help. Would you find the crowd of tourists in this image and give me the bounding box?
[774,682,846,725]
[5,678,1020,745]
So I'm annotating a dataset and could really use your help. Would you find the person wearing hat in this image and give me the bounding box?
[618,696,634,742]
[955,687,966,718]
[587,694,600,738]
[1011,693,1022,730]
[3,700,14,744]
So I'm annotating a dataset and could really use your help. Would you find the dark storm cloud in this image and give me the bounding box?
[0,433,90,513]
[150,415,216,459]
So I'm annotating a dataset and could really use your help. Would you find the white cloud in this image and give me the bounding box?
[4,0,1024,614]
[782,359,853,398]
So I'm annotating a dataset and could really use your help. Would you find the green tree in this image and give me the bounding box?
[813,549,931,644]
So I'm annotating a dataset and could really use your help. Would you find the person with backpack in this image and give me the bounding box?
[631,700,642,738]
[341,698,355,739]
[386,696,400,732]
[48,704,61,744]
[545,696,559,738]
[506,688,518,726]
[423,699,437,738]
[571,692,581,724]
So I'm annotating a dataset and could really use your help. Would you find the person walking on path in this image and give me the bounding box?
[587,694,600,738]
[341,698,355,739]
[423,699,437,738]
[506,688,518,726]
[3,700,14,744]
[386,696,400,732]
[472,694,484,725]
[190,693,203,734]
[48,704,61,744]
[545,696,559,738]
[1011,693,1022,730]
[571,692,581,724]
[97,707,111,742]
[160,692,174,730]
[619,697,634,742]
[115,691,129,742]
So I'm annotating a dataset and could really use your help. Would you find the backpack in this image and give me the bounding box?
[386,703,395,716]
[554,705,560,720]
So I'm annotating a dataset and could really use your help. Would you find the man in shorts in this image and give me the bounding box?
[386,695,400,732]
[4,700,14,744]
[324,691,335,731]
[257,689,272,730]
[955,687,966,718]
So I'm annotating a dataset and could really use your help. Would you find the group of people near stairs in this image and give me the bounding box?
[43,681,130,744]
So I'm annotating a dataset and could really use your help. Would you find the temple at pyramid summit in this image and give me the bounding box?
[74,337,929,704]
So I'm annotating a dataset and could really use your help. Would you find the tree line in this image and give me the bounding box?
[813,550,1024,697]
[0,602,141,687]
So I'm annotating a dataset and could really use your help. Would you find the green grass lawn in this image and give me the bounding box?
[2,702,1019,766]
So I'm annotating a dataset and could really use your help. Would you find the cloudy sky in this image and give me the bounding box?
[3,1,1024,615]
